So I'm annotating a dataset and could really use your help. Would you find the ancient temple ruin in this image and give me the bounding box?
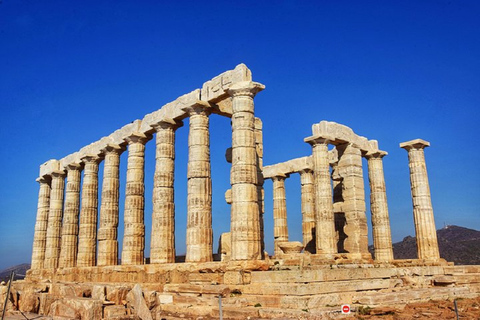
[8,64,479,319]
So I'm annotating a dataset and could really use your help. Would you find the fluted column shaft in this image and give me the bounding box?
[185,104,213,263]
[401,139,440,260]
[300,169,316,254]
[305,137,337,257]
[272,175,288,256]
[151,119,181,264]
[44,171,66,269]
[255,118,265,257]
[59,164,82,268]
[366,151,394,262]
[98,145,123,266]
[227,81,265,261]
[336,143,369,258]
[31,177,51,270]
[77,156,101,267]
[122,133,149,265]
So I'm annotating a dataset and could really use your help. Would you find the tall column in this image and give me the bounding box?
[98,145,124,266]
[227,81,265,261]
[272,174,289,256]
[300,169,316,254]
[184,102,213,263]
[122,133,149,265]
[77,155,101,267]
[304,136,337,257]
[31,176,51,270]
[366,151,394,262]
[44,170,66,269]
[400,139,440,261]
[59,163,83,268]
[150,119,182,264]
[336,143,369,259]
[255,117,266,257]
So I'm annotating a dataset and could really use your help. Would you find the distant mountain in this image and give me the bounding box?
[0,263,30,282]
[370,225,480,265]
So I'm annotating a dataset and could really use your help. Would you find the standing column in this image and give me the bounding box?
[44,170,66,269]
[300,169,316,254]
[304,136,337,257]
[77,155,101,267]
[183,102,213,263]
[150,119,182,264]
[31,176,51,270]
[336,143,369,259]
[59,163,83,268]
[272,174,289,256]
[255,118,266,257]
[122,133,150,265]
[98,145,124,266]
[365,151,394,262]
[227,81,265,261]
[400,139,440,261]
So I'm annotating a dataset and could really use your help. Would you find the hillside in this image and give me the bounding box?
[0,263,30,282]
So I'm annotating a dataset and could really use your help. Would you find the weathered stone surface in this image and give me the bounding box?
[49,297,102,320]
[126,284,152,320]
[104,305,127,319]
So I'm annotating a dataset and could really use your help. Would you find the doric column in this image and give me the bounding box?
[304,136,337,257]
[97,144,124,266]
[122,133,150,265]
[400,139,440,260]
[255,117,266,257]
[31,176,51,270]
[77,155,102,267]
[336,143,369,259]
[365,151,394,262]
[299,169,316,254]
[44,170,66,269]
[150,119,182,264]
[183,102,213,263]
[59,163,83,268]
[272,174,289,256]
[227,81,265,261]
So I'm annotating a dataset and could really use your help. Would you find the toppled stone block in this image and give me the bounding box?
[126,284,153,320]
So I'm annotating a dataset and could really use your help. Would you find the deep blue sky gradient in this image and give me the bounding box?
[1,1,479,270]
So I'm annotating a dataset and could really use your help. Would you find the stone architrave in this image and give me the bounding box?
[272,174,289,256]
[304,136,337,257]
[365,151,394,262]
[77,155,102,267]
[59,163,83,268]
[300,169,316,254]
[98,144,124,266]
[150,119,182,264]
[44,170,66,269]
[122,133,150,265]
[31,176,52,270]
[400,139,440,261]
[336,143,369,259]
[183,102,213,263]
[227,81,265,261]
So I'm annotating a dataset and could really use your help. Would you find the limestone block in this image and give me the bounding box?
[49,298,102,320]
[92,285,106,301]
[126,284,153,320]
[18,291,40,313]
[59,152,81,169]
[39,159,60,177]
[104,305,127,318]
[106,286,130,305]
[263,156,312,179]
[109,122,138,146]
[157,294,173,304]
[201,63,252,103]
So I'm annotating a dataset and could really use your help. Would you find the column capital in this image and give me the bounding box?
[65,162,84,171]
[101,143,126,155]
[400,139,430,151]
[298,168,313,175]
[182,100,212,116]
[125,132,151,145]
[51,169,66,178]
[80,154,103,164]
[271,172,289,181]
[365,150,388,159]
[304,135,332,146]
[36,176,52,184]
[227,81,265,98]
[151,118,183,131]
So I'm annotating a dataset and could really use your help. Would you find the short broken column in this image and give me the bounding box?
[122,133,150,265]
[44,170,66,269]
[150,119,182,264]
[272,174,289,256]
[59,163,83,268]
[184,102,213,263]
[98,144,124,266]
[299,169,316,254]
[227,81,265,261]
[365,151,394,262]
[77,155,102,267]
[31,176,52,270]
[304,136,337,258]
[400,139,440,261]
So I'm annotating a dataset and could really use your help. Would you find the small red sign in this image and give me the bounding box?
[341,304,351,314]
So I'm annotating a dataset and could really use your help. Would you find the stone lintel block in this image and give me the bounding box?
[109,122,138,146]
[77,136,112,161]
[201,63,252,103]
[39,159,60,178]
[263,156,312,178]
[400,138,430,150]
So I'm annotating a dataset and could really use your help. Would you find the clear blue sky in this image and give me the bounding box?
[1,1,479,270]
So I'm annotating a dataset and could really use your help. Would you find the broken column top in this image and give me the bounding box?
[400,139,430,150]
